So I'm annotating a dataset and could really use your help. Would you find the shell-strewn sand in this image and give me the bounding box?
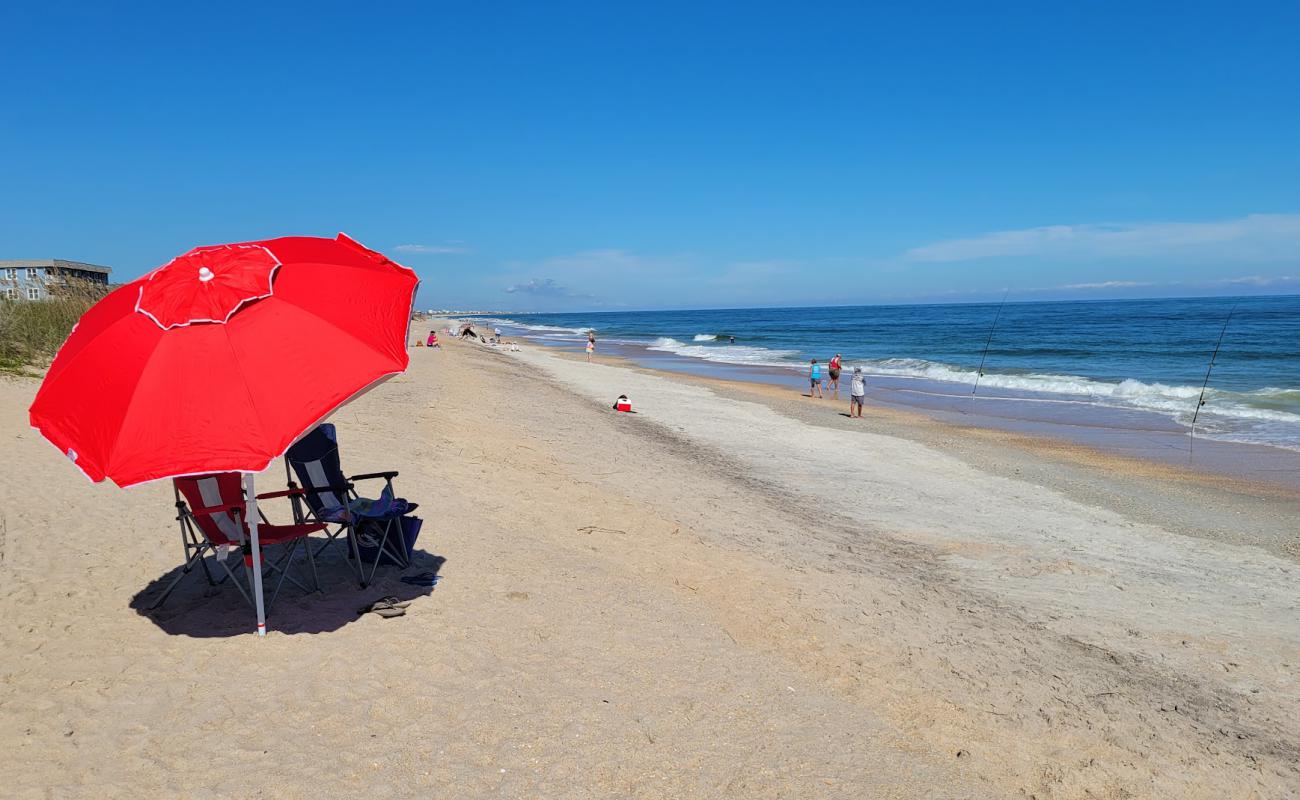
[1,336,1297,799]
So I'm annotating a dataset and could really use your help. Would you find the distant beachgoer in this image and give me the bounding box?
[494,327,502,340]
[809,359,823,398]
[849,366,866,418]
[828,354,842,397]
[426,331,440,349]
[585,338,594,362]
[729,336,736,345]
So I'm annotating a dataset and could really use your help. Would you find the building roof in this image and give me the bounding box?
[0,259,111,275]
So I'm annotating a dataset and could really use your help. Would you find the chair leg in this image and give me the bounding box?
[358,517,404,587]
[312,524,349,560]
[194,546,217,586]
[217,551,254,607]
[266,541,312,608]
[150,544,211,609]
[360,520,389,588]
[348,524,367,588]
[305,534,320,593]
[180,516,217,586]
[379,517,407,569]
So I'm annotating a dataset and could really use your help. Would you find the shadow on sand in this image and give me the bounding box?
[129,544,446,638]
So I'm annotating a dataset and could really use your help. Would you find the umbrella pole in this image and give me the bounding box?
[244,473,268,637]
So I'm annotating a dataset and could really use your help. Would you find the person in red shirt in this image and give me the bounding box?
[827,353,843,398]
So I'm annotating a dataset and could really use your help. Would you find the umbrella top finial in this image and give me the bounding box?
[135,244,281,330]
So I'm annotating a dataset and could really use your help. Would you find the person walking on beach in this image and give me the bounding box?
[809,359,824,398]
[849,366,866,418]
[828,353,843,398]
[586,336,595,363]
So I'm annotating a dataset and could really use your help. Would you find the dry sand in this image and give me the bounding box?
[1,334,1297,799]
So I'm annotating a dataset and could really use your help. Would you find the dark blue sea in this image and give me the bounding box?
[474,296,1300,451]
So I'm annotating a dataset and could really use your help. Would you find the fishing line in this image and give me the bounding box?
[972,290,1009,395]
[1189,302,1238,453]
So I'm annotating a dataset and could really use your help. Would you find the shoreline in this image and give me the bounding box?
[476,321,1300,495]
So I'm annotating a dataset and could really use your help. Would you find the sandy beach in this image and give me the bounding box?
[2,332,1297,799]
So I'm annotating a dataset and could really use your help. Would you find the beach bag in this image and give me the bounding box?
[398,515,422,559]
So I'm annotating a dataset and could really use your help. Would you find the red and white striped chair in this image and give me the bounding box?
[151,472,323,611]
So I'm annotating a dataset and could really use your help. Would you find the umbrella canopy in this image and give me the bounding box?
[30,234,419,488]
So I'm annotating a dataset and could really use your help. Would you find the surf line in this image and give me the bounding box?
[1189,302,1238,455]
[972,290,1010,396]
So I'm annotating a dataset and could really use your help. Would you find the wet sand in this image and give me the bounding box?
[1,334,1298,798]
[569,336,1300,495]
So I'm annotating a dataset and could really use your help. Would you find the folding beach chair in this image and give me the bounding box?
[284,423,419,587]
[150,473,323,610]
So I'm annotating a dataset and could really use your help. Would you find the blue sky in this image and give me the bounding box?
[2,1,1298,311]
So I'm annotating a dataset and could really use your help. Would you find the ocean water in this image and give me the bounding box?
[473,296,1300,451]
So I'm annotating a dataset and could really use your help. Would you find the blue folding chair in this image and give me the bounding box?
[284,424,418,587]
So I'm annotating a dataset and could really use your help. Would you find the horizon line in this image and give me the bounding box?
[458,290,1300,316]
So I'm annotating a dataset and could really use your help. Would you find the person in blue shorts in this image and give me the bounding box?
[808,359,824,398]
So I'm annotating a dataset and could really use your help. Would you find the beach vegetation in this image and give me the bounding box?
[0,279,109,375]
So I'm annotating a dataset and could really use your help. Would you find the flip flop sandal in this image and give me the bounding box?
[379,596,412,609]
[372,606,405,619]
[358,599,406,616]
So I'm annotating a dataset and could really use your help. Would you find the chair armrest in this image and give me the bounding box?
[186,500,246,517]
[301,482,355,494]
[349,471,398,482]
[256,488,308,500]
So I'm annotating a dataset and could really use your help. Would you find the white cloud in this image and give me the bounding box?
[503,277,584,297]
[1215,274,1298,286]
[904,213,1300,263]
[394,242,468,254]
[1060,280,1157,290]
[913,273,1300,301]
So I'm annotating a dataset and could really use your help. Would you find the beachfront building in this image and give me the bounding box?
[0,259,111,301]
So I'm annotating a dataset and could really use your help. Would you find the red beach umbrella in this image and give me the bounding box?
[29,233,419,634]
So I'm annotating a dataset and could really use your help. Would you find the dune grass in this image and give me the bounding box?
[0,281,109,375]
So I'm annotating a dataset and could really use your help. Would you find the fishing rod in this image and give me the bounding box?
[972,290,1009,395]
[1189,302,1237,447]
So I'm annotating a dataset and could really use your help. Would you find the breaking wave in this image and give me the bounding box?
[647,337,799,366]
